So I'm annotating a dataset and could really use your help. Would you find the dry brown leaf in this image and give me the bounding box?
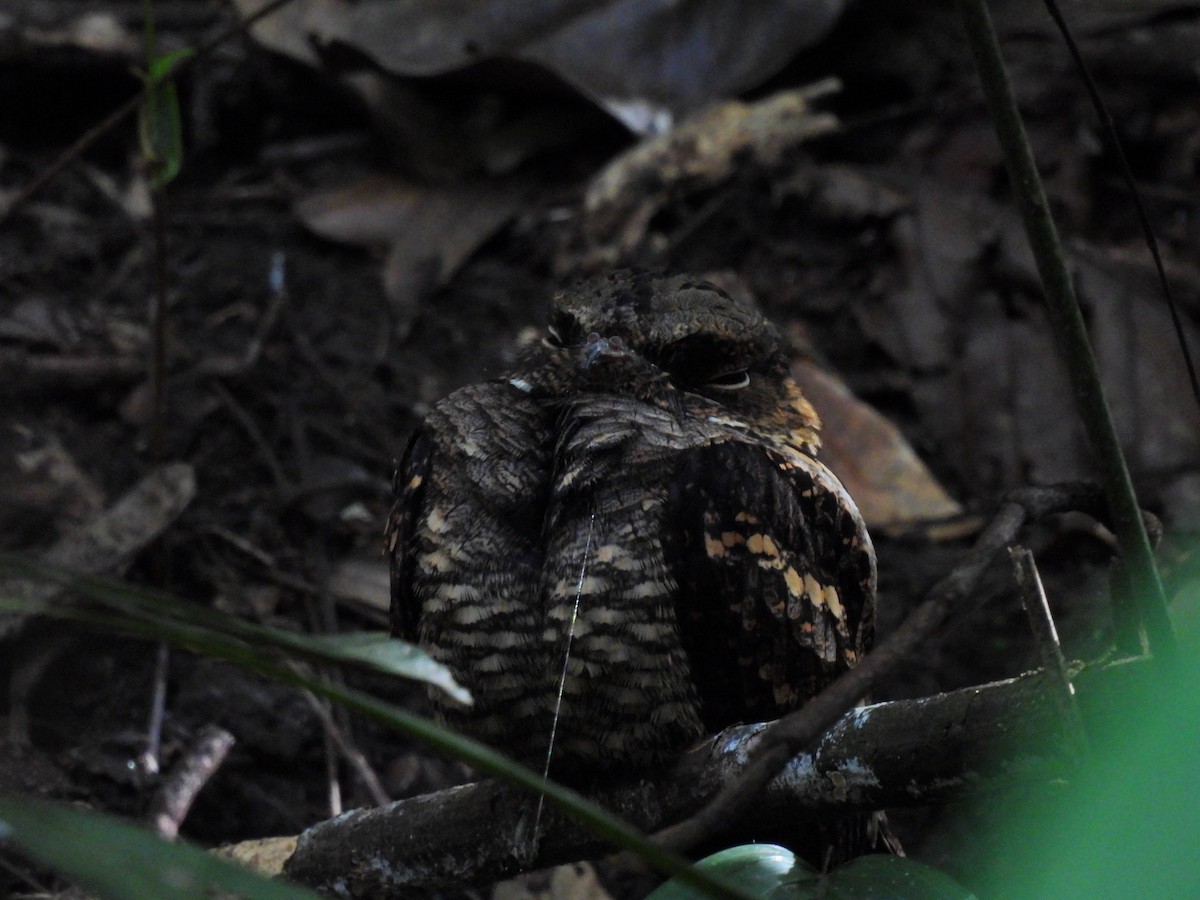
[296,175,499,247]
[235,0,846,132]
[794,359,961,533]
[882,178,998,371]
[777,164,911,222]
[578,85,840,266]
[493,861,613,900]
[867,166,1200,509]
[1,423,106,543]
[212,835,299,878]
[295,174,526,336]
[1078,245,1200,475]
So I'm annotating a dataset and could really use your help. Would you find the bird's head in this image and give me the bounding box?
[526,270,822,454]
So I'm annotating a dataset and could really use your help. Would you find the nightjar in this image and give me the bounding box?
[387,270,875,781]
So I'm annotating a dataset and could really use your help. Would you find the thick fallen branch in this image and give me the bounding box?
[283,657,1148,895]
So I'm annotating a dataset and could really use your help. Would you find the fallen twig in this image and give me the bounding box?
[0,462,197,640]
[299,684,392,809]
[139,642,171,776]
[149,724,237,839]
[0,351,145,391]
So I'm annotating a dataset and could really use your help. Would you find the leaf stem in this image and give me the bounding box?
[954,0,1176,665]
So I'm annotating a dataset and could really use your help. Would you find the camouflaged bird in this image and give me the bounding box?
[387,270,875,778]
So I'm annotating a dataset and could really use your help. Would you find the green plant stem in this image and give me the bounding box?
[1040,0,1200,409]
[954,0,1176,665]
[0,0,299,223]
[149,187,168,460]
[141,0,157,63]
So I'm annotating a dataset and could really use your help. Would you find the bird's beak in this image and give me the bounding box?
[583,333,626,368]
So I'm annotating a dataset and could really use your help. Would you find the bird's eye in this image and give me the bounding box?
[543,325,564,348]
[706,370,750,391]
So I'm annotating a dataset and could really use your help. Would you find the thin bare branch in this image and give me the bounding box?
[299,687,392,808]
[149,724,237,839]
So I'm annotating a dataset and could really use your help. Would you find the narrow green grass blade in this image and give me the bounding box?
[138,48,192,187]
[0,794,318,900]
[0,553,470,703]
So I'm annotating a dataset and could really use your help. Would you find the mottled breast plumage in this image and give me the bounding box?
[387,270,875,777]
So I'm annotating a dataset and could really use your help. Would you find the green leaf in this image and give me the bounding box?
[978,642,1200,898]
[302,631,472,705]
[649,846,977,900]
[648,844,807,900]
[0,794,318,900]
[138,48,192,188]
[0,553,471,704]
[147,48,194,83]
[817,856,979,900]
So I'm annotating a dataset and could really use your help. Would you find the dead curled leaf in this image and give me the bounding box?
[1,424,106,540]
[234,0,848,132]
[294,175,527,336]
[212,836,299,878]
[326,556,389,613]
[793,359,962,534]
[577,84,842,266]
[857,170,1200,501]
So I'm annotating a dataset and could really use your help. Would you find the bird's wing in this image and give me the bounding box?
[389,380,554,627]
[385,381,555,753]
[667,440,875,730]
[386,382,554,643]
[386,426,434,642]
